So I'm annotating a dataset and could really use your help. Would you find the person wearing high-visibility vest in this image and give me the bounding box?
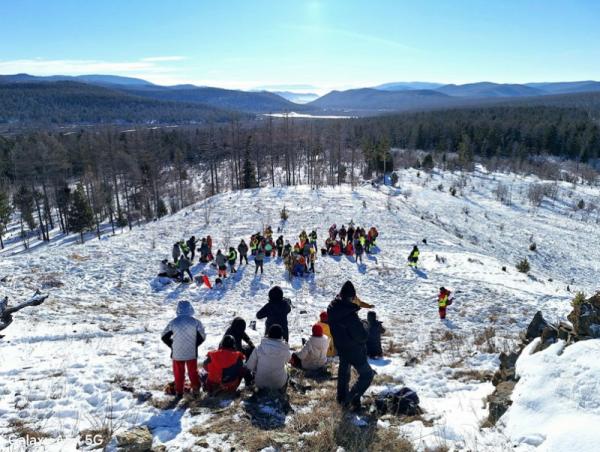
[227,247,238,273]
[408,245,420,267]
[438,287,454,320]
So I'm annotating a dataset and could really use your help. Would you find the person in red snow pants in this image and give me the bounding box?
[172,360,200,394]
[438,287,453,320]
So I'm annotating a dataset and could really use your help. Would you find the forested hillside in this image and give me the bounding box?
[0,82,240,125]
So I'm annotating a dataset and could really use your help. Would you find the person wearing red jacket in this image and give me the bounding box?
[438,287,453,320]
[202,335,248,394]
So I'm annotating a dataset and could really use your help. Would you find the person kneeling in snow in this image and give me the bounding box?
[290,324,329,370]
[365,311,386,359]
[161,300,206,397]
[246,325,292,392]
[201,335,249,395]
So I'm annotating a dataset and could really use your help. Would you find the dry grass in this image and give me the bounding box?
[8,419,52,441]
[451,369,494,382]
[474,327,497,353]
[386,339,404,354]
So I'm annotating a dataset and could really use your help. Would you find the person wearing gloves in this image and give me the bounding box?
[327,280,375,411]
[161,300,206,397]
[290,324,329,370]
[246,324,292,392]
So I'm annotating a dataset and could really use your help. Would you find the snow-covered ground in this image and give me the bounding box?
[1,167,599,451]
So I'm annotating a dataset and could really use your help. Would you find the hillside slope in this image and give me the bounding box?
[0,168,599,450]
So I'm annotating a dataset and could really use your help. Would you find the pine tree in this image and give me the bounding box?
[68,183,95,243]
[157,198,168,218]
[242,149,257,189]
[0,191,12,249]
[422,154,434,171]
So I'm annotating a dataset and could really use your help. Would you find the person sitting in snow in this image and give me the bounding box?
[256,286,292,342]
[161,300,206,397]
[246,324,291,392]
[328,281,375,411]
[438,287,453,320]
[290,324,329,371]
[317,311,336,357]
[202,335,249,395]
[215,249,227,278]
[364,311,385,359]
[224,317,255,359]
[159,259,179,278]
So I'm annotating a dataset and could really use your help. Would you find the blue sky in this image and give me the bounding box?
[1,0,599,92]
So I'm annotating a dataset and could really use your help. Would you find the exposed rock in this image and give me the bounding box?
[525,311,549,341]
[115,426,153,452]
[491,351,519,386]
[567,293,600,337]
[487,381,516,425]
[374,387,422,416]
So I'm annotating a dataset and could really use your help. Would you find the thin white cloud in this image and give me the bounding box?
[0,57,182,76]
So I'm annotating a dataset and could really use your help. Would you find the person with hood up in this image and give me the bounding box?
[256,286,292,342]
[365,311,385,359]
[215,249,227,278]
[161,300,206,397]
[290,324,329,370]
[172,242,181,264]
[327,281,375,411]
[246,324,291,391]
[177,254,193,282]
[227,247,238,273]
[224,317,255,358]
[317,311,336,357]
[202,335,248,394]
[238,239,249,265]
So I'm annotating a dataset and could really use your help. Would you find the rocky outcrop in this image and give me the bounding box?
[115,426,153,452]
[567,293,600,338]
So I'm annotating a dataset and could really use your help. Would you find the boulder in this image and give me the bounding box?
[491,351,519,386]
[525,311,549,341]
[486,380,516,425]
[567,293,600,337]
[115,426,153,452]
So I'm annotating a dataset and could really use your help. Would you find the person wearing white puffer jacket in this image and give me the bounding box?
[291,324,329,370]
[246,324,291,391]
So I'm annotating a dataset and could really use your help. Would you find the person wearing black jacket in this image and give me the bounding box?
[186,236,197,261]
[365,311,385,359]
[327,280,374,411]
[275,235,284,258]
[256,286,292,342]
[224,317,255,359]
[238,239,249,265]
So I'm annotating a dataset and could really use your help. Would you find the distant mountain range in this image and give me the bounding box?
[2,73,600,125]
